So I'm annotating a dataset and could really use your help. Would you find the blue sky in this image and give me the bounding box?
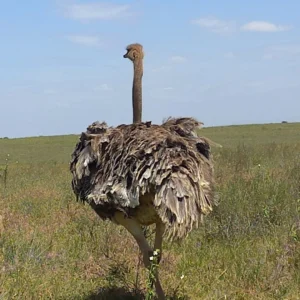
[0,0,299,137]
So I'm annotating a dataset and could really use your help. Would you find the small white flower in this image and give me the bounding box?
[153,250,159,256]
[180,274,185,280]
[258,164,261,167]
[7,154,10,157]
[149,256,154,261]
[83,159,89,167]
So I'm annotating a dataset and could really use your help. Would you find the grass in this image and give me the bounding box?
[0,122,300,299]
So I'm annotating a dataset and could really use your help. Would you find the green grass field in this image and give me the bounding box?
[0,122,300,299]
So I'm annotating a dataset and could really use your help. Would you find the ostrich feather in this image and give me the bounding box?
[70,117,216,240]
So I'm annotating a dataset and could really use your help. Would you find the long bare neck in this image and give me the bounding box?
[132,58,143,123]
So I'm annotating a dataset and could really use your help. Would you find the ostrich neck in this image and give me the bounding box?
[132,59,143,123]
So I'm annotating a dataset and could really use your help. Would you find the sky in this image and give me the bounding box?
[0,0,300,138]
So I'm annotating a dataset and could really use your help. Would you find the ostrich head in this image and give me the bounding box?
[123,43,144,62]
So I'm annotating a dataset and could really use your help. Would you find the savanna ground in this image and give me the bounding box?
[0,123,300,299]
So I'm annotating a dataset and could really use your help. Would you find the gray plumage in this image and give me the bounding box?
[70,117,215,241]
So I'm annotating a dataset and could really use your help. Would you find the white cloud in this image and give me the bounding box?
[11,85,32,91]
[66,35,102,47]
[263,53,274,60]
[263,45,300,60]
[152,65,171,73]
[224,52,235,59]
[241,21,291,32]
[44,89,57,95]
[191,16,236,34]
[244,81,264,88]
[269,45,300,55]
[192,17,291,35]
[64,3,132,21]
[170,56,187,63]
[94,84,112,91]
[55,102,70,108]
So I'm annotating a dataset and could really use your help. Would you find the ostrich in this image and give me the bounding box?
[70,43,216,299]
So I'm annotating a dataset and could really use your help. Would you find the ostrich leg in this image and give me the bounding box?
[114,212,166,300]
[154,221,165,261]
[153,221,165,299]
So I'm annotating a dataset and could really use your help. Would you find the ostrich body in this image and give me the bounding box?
[70,44,216,299]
